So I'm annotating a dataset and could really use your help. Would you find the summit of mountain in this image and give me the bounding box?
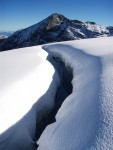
[0,13,113,51]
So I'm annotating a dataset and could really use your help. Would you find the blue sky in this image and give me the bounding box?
[0,0,112,31]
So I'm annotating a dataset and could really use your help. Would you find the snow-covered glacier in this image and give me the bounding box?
[0,37,113,150]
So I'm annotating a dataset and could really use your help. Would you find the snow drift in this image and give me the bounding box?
[37,37,113,150]
[0,46,59,149]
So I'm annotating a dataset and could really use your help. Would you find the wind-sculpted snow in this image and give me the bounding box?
[0,37,113,150]
[37,37,113,150]
[94,55,113,149]
[0,46,59,149]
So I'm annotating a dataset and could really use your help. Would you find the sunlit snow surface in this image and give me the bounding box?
[0,37,113,150]
[37,37,113,150]
[0,47,52,133]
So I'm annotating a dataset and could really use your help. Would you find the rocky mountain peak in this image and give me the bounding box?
[0,13,113,51]
[46,13,67,30]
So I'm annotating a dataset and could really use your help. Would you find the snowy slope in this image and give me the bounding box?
[0,46,59,149]
[37,37,113,150]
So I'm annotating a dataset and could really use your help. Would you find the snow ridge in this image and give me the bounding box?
[0,46,60,150]
[38,45,101,150]
[37,37,113,150]
[91,55,113,149]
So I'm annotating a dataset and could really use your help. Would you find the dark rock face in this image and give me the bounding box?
[0,13,112,51]
[46,13,66,30]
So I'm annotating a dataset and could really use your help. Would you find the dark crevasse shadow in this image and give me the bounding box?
[35,54,73,145]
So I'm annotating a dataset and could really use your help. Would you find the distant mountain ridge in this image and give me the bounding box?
[0,13,113,51]
[0,31,13,37]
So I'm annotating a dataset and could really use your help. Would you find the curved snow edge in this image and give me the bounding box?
[37,44,102,150]
[0,46,60,150]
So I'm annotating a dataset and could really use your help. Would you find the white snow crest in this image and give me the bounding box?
[0,46,60,149]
